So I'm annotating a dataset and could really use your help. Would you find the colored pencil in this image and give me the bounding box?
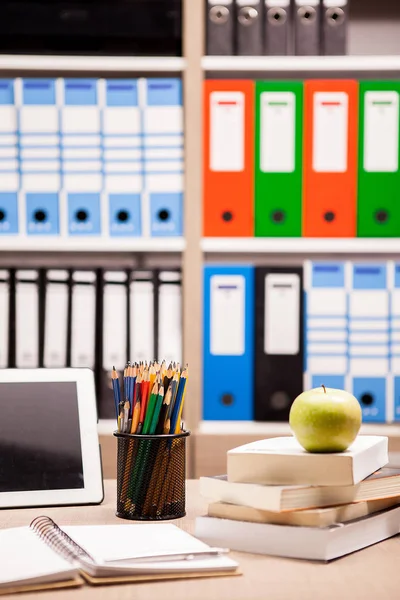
[111,367,121,419]
[169,367,187,434]
[156,384,172,434]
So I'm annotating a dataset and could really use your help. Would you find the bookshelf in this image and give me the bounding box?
[0,237,186,253]
[0,55,186,73]
[3,0,400,479]
[202,55,400,73]
[201,238,400,255]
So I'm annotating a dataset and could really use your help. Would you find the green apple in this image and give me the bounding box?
[289,385,362,453]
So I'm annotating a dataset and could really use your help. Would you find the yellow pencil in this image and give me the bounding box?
[149,363,157,389]
[160,360,167,380]
[130,401,141,433]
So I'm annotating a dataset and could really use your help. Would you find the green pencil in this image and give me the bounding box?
[142,382,159,435]
[149,385,165,434]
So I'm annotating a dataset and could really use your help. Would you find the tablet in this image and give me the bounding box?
[0,368,104,508]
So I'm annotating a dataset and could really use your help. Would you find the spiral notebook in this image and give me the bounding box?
[0,516,239,595]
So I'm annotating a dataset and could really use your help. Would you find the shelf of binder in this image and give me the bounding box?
[202,56,400,73]
[0,237,185,253]
[0,55,187,73]
[201,238,400,254]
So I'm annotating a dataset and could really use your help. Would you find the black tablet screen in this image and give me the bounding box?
[0,382,84,492]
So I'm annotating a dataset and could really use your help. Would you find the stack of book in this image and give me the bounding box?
[195,436,400,561]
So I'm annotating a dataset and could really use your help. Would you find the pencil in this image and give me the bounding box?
[167,371,180,419]
[137,370,150,434]
[169,367,187,434]
[131,383,164,512]
[118,401,124,432]
[163,363,173,394]
[134,371,142,407]
[175,367,188,434]
[130,400,141,433]
[149,363,157,389]
[160,360,166,381]
[123,400,130,433]
[129,365,136,417]
[149,385,165,434]
[123,364,128,400]
[143,438,167,516]
[156,385,172,434]
[142,382,159,435]
[111,367,121,419]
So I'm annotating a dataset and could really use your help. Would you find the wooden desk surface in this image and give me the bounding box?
[2,480,400,600]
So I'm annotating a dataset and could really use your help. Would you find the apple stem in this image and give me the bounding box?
[321,384,326,394]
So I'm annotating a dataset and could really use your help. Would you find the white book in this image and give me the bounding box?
[200,468,400,512]
[195,505,400,561]
[227,436,388,486]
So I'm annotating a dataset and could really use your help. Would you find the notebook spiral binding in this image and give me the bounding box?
[30,516,95,566]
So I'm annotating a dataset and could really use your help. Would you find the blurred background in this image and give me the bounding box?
[0,0,400,478]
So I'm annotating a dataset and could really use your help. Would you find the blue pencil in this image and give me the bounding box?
[112,367,121,419]
[169,369,187,434]
[130,368,137,418]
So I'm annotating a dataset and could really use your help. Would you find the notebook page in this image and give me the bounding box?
[0,527,77,587]
[81,555,239,578]
[63,524,212,563]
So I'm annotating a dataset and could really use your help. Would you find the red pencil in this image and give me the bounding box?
[138,369,150,431]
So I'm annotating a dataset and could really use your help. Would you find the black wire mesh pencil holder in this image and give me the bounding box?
[114,430,190,521]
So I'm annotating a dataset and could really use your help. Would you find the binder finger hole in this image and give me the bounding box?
[324,211,335,223]
[238,7,258,26]
[270,391,291,411]
[375,210,389,224]
[209,5,229,24]
[267,7,287,25]
[0,209,5,222]
[298,6,316,23]
[34,209,47,223]
[158,209,170,222]
[117,210,129,223]
[361,393,374,406]
[271,210,285,224]
[222,211,233,222]
[326,7,345,26]
[75,209,88,222]
[221,394,234,406]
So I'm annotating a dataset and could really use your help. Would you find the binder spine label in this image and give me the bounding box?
[349,264,389,380]
[44,281,68,368]
[391,265,400,378]
[264,273,300,355]
[129,281,154,362]
[364,91,399,173]
[103,281,127,370]
[323,0,347,6]
[266,0,290,6]
[16,280,39,368]
[210,92,244,172]
[71,282,96,368]
[158,282,182,364]
[313,92,348,173]
[210,274,245,355]
[305,262,348,380]
[260,92,295,173]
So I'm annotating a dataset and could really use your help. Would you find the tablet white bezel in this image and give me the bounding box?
[0,368,104,508]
